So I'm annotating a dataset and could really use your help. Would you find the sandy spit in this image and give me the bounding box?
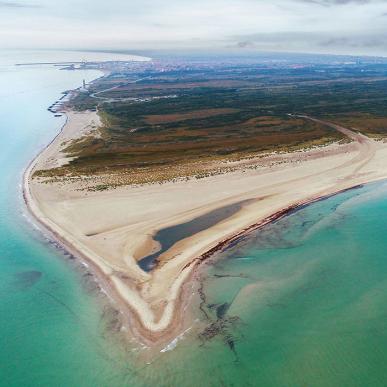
[23,110,387,346]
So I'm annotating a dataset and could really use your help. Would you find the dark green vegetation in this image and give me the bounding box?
[38,59,387,185]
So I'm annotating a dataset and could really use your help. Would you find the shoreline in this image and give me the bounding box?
[22,115,197,345]
[23,99,387,346]
[182,183,365,271]
[24,151,378,346]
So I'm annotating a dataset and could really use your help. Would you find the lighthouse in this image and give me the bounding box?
[80,79,88,93]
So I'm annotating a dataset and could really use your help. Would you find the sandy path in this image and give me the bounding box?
[25,111,387,345]
[89,77,150,102]
[298,116,377,178]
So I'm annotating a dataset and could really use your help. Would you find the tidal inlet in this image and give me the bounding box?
[4,1,387,386]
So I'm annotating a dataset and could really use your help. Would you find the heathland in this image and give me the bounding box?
[37,59,387,188]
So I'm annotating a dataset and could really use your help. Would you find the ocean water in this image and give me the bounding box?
[134,182,387,387]
[2,51,387,386]
[0,52,137,387]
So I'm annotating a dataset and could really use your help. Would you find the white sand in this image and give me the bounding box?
[24,110,387,343]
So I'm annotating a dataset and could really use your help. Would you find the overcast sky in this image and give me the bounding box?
[1,0,387,56]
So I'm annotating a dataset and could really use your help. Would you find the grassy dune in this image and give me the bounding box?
[37,61,387,186]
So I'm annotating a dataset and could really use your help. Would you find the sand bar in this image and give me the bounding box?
[24,109,387,345]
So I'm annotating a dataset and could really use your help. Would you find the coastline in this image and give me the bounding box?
[23,103,387,346]
[22,111,198,345]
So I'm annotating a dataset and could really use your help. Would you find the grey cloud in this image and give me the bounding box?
[231,31,387,54]
[319,36,386,48]
[0,1,40,8]
[1,0,387,56]
[236,41,256,48]
[297,0,372,6]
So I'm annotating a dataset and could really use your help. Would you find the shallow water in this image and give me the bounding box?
[0,52,138,387]
[162,181,387,387]
[139,199,252,271]
[3,51,387,386]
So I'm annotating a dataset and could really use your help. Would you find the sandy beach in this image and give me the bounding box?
[24,109,387,345]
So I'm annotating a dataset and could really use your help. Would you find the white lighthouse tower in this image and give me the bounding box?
[80,79,88,93]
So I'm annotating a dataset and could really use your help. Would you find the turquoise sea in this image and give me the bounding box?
[2,51,387,386]
[0,51,139,386]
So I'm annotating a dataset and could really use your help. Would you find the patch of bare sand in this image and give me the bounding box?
[34,110,101,170]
